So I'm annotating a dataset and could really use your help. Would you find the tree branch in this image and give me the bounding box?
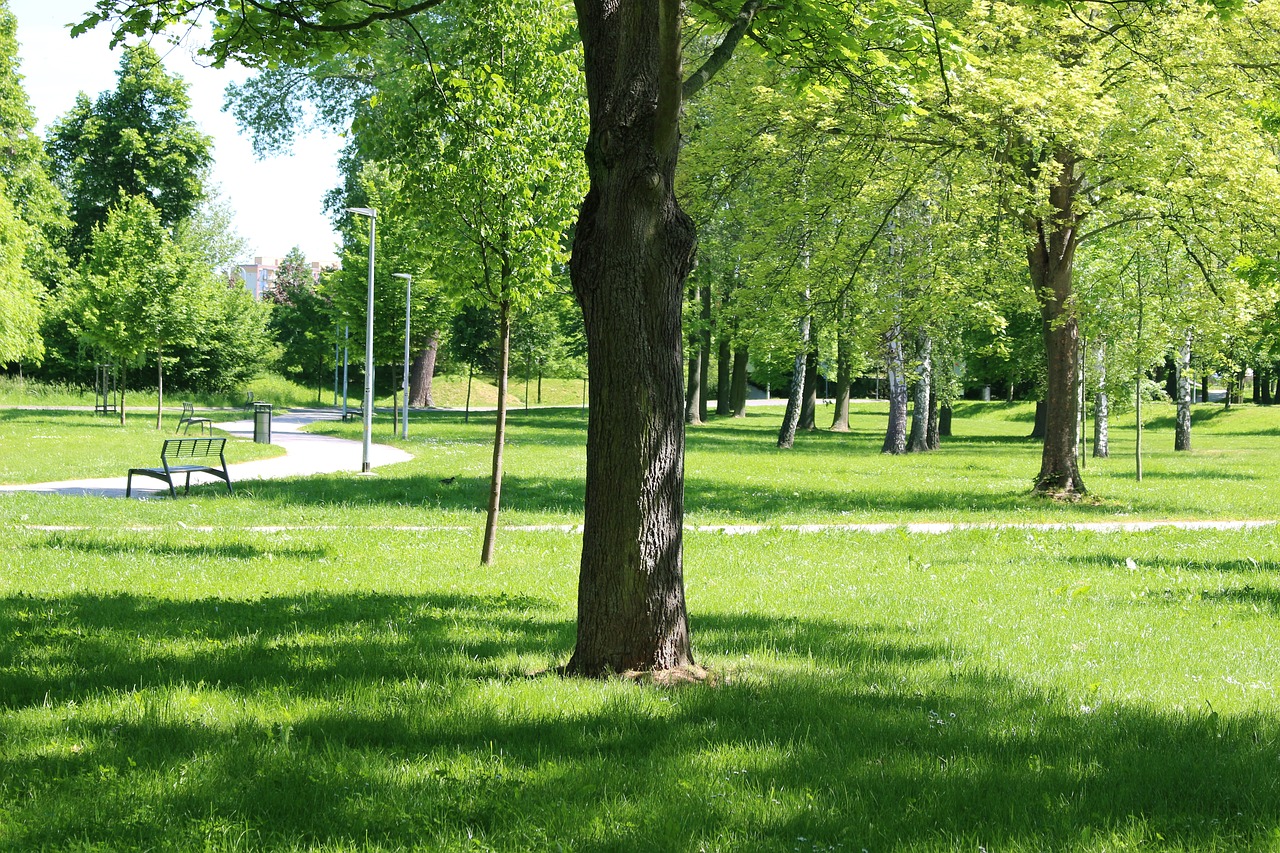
[683,0,764,101]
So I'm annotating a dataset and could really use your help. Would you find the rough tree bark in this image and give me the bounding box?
[409,332,439,408]
[882,325,908,454]
[565,0,701,675]
[1093,338,1109,458]
[716,332,732,416]
[907,332,931,453]
[1026,150,1085,495]
[730,345,749,417]
[777,313,810,449]
[798,343,818,431]
[1175,331,1192,452]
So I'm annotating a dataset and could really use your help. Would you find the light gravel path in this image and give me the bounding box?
[0,407,413,499]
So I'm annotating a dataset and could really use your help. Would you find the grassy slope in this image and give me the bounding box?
[1,400,1279,850]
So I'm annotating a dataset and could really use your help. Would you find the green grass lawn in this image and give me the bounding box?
[1,400,1279,850]
[0,409,285,484]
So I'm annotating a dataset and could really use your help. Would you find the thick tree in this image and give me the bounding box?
[80,0,935,675]
[47,44,211,264]
[947,0,1280,494]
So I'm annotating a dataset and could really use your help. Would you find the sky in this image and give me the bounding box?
[9,0,344,265]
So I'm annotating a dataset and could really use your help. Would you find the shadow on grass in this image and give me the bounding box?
[1,591,1277,850]
[38,531,330,562]
[229,470,1067,521]
[228,466,1222,522]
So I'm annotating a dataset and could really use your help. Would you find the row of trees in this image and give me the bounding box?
[0,13,273,420]
[1,6,587,424]
[677,2,1280,486]
[72,0,1280,677]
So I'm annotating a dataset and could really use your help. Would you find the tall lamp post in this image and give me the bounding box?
[393,273,412,440]
[346,206,377,473]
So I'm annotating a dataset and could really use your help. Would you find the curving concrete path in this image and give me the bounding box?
[0,407,413,499]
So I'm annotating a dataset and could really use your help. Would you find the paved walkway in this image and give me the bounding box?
[0,408,413,499]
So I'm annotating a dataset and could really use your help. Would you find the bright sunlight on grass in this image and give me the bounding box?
[1,399,1279,850]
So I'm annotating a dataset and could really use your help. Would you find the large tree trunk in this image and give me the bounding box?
[777,314,810,449]
[798,342,818,431]
[1175,330,1193,452]
[730,345,749,417]
[565,0,696,675]
[1093,338,1109,458]
[907,332,931,452]
[1027,150,1085,495]
[882,325,908,454]
[409,333,439,408]
[481,300,512,565]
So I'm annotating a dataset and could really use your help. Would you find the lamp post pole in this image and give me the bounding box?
[393,273,412,440]
[346,207,377,473]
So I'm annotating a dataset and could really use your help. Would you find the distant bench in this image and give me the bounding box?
[177,401,212,435]
[126,437,233,499]
[341,408,363,422]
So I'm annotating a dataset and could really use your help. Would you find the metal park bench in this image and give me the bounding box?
[126,437,234,498]
[177,401,212,435]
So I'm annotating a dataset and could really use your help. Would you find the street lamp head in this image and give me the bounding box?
[345,207,377,218]
[393,273,412,281]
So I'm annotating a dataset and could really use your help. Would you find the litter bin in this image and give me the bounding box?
[253,402,272,444]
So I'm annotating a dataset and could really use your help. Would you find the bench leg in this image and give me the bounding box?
[184,472,193,495]
[126,472,133,498]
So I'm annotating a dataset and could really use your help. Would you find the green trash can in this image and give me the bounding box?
[253,402,272,444]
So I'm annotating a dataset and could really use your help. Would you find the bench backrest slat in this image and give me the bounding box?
[160,437,226,460]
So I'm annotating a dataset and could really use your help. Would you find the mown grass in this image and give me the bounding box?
[279,398,1280,526]
[0,410,283,485]
[1,523,1278,851]
[2,399,1280,850]
[367,373,586,409]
